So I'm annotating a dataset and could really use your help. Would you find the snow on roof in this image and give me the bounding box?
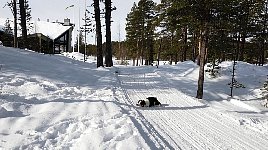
[0,18,72,39]
[33,21,72,40]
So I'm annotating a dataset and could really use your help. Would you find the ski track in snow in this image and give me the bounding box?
[115,67,268,150]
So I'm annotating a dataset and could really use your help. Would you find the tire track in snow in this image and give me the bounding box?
[116,68,268,150]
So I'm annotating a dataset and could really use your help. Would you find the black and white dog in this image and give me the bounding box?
[136,97,161,107]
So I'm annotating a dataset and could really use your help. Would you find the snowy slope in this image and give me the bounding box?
[0,46,268,149]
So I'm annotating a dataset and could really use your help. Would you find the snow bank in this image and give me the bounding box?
[230,98,261,113]
[220,61,267,77]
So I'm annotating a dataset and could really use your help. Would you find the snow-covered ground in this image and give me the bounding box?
[0,46,268,149]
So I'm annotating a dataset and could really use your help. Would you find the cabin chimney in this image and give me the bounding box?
[64,18,70,26]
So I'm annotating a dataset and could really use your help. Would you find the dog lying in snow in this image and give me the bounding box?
[136,97,161,107]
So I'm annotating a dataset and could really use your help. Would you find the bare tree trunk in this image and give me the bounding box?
[105,0,113,67]
[19,0,27,48]
[196,23,208,99]
[196,34,202,66]
[136,40,139,66]
[183,26,187,61]
[260,1,267,66]
[192,32,197,62]
[240,34,245,61]
[136,52,139,66]
[13,0,18,48]
[157,38,162,67]
[170,33,174,65]
[141,38,144,65]
[237,33,240,61]
[148,32,154,66]
[260,39,265,66]
[93,0,103,67]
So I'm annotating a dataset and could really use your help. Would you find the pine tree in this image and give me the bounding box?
[19,0,27,48]
[13,0,18,48]
[1,18,13,46]
[104,0,113,67]
[7,0,18,47]
[75,31,84,52]
[81,4,96,61]
[163,0,218,99]
[93,0,104,67]
[125,0,267,71]
[126,3,141,65]
[125,0,156,66]
[139,0,156,65]
[4,19,13,35]
[255,0,268,65]
[24,0,33,33]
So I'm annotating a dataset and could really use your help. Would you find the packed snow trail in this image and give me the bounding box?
[115,66,268,150]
